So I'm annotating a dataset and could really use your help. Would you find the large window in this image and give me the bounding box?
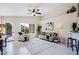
[21,23,29,34]
[20,23,35,34]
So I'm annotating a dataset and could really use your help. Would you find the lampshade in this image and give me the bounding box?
[0,24,5,28]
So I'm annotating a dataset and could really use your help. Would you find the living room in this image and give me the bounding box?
[0,3,79,55]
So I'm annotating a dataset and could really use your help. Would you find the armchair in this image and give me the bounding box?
[49,32,60,43]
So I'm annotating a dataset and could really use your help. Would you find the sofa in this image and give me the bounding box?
[49,32,60,43]
[18,32,29,42]
[39,32,60,43]
[39,32,47,40]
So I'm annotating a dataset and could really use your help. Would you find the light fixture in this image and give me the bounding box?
[0,16,5,35]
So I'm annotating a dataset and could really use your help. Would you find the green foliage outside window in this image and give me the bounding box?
[5,23,12,30]
[21,25,29,34]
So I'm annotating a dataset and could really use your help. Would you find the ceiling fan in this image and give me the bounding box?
[27,8,42,16]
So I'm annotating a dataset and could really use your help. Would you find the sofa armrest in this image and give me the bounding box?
[39,35,43,38]
[49,37,53,41]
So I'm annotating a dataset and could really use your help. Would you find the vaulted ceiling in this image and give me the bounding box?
[0,3,77,17]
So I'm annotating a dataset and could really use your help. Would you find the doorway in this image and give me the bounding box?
[5,23,12,37]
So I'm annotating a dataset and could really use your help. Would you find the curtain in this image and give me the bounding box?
[29,24,35,33]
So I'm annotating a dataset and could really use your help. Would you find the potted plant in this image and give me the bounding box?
[72,22,77,32]
[37,25,42,35]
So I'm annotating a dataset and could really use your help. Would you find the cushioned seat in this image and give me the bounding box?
[49,33,60,43]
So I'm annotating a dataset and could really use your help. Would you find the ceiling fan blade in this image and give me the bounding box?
[36,12,42,14]
[27,13,32,14]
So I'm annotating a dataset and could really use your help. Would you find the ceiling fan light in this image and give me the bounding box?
[33,12,36,14]
[34,14,35,16]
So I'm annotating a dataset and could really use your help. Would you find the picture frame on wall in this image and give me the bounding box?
[45,22,54,30]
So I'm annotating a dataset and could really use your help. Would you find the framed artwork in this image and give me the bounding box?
[45,22,54,30]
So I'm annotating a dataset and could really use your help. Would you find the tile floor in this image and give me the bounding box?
[1,38,77,55]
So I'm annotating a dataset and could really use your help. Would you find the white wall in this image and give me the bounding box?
[40,12,78,43]
[0,12,78,43]
[1,16,42,40]
[0,16,1,23]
